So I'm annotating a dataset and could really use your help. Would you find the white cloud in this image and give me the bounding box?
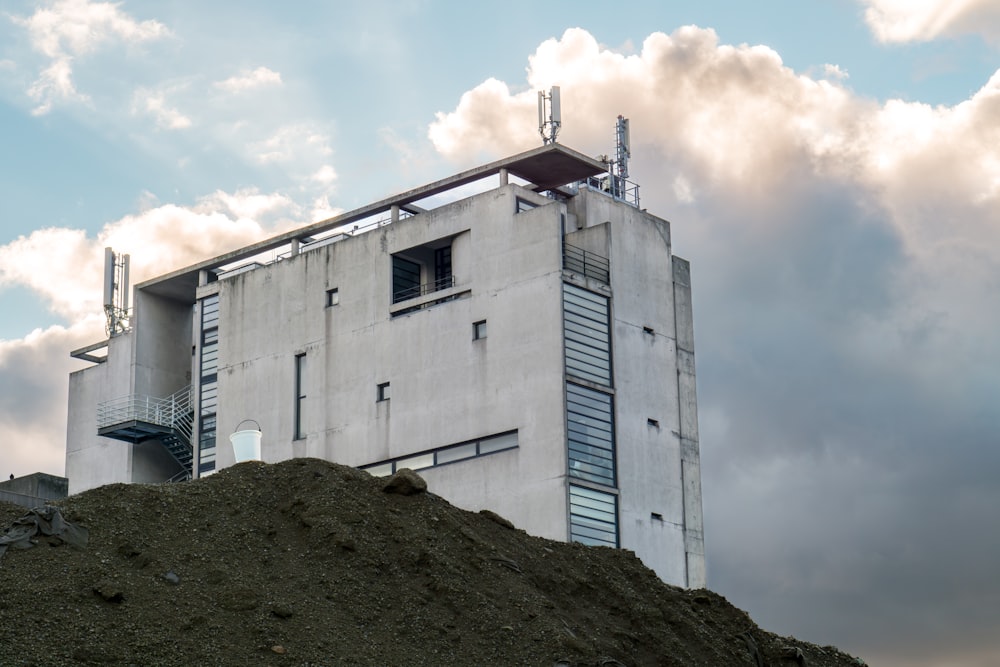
[823,63,849,80]
[26,57,85,114]
[861,0,1000,45]
[10,0,169,113]
[251,123,334,164]
[214,66,283,93]
[0,318,104,478]
[133,88,192,129]
[310,165,337,184]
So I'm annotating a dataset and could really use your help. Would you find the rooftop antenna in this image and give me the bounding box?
[103,247,131,338]
[538,86,561,145]
[598,115,632,200]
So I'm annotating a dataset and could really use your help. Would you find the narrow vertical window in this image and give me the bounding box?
[377,382,390,402]
[473,320,487,340]
[294,353,306,440]
[325,287,339,307]
[434,246,452,290]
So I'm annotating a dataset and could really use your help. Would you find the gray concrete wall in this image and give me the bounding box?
[132,291,193,398]
[212,185,571,541]
[65,333,136,494]
[0,473,68,508]
[673,256,706,588]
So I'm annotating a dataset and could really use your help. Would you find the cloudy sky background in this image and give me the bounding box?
[2,1,999,665]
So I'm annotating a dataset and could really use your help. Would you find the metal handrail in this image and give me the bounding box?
[578,176,640,208]
[97,385,193,443]
[392,275,456,304]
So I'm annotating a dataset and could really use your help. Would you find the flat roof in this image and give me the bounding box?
[139,143,607,303]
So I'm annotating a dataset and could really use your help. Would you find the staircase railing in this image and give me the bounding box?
[97,386,193,442]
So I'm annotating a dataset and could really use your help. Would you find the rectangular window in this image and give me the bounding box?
[359,431,518,475]
[377,382,390,402]
[566,383,615,486]
[516,198,537,213]
[569,485,618,548]
[473,320,487,340]
[294,353,306,440]
[392,256,422,303]
[434,246,452,289]
[326,288,339,307]
[563,283,612,386]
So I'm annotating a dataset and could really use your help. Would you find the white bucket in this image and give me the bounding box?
[230,428,262,462]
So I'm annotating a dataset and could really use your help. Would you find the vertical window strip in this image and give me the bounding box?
[198,294,220,475]
[563,283,612,387]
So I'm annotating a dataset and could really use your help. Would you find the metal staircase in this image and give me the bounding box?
[97,386,194,481]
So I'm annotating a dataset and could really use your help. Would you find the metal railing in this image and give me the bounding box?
[392,275,456,304]
[564,243,610,285]
[578,176,640,208]
[97,385,193,443]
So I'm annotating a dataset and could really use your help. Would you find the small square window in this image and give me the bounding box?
[516,198,537,213]
[473,320,487,340]
[377,382,390,402]
[326,288,339,307]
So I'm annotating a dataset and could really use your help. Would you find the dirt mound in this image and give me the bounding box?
[0,458,865,666]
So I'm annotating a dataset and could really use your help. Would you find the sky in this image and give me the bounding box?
[1,0,999,664]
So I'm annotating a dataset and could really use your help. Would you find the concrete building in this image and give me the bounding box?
[0,472,69,509]
[66,143,706,587]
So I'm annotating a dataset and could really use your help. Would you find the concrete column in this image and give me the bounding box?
[290,238,300,257]
[672,256,706,589]
[198,270,209,287]
[391,205,400,224]
[499,168,509,186]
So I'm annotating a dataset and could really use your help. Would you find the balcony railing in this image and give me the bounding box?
[97,386,194,444]
[392,275,456,304]
[564,243,610,285]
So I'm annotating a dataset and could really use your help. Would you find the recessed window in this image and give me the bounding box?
[326,288,339,307]
[516,198,538,213]
[473,320,487,340]
[647,418,660,428]
[391,239,454,304]
[643,326,655,335]
[377,382,390,402]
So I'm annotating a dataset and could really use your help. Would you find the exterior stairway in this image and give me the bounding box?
[97,386,194,481]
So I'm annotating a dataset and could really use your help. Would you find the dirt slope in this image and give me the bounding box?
[0,458,866,666]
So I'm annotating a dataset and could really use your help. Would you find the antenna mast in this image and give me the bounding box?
[538,86,562,144]
[103,247,131,338]
[611,115,631,199]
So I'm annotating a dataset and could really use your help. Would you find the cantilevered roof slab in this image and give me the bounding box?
[502,144,606,192]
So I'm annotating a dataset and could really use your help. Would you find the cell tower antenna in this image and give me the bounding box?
[538,86,562,144]
[605,115,632,200]
[103,247,132,337]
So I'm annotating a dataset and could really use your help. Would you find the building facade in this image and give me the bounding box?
[66,144,706,587]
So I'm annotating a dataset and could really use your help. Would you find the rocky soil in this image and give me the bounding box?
[0,458,866,666]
